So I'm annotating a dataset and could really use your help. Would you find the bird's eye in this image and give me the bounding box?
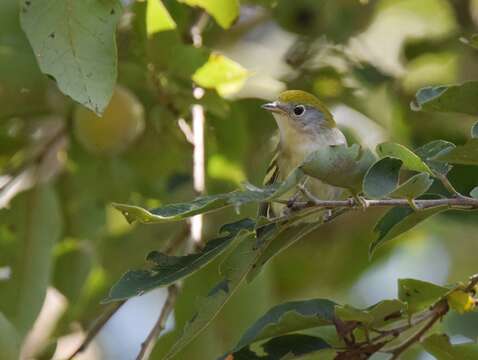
[293,105,306,116]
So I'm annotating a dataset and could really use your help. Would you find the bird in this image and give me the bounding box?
[259,90,348,219]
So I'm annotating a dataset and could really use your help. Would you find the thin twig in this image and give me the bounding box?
[389,301,448,359]
[67,301,126,360]
[135,285,179,360]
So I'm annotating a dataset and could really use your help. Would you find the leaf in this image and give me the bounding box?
[192,53,249,97]
[472,122,478,138]
[422,334,478,360]
[113,186,276,224]
[376,143,433,174]
[334,300,405,329]
[460,34,478,50]
[103,219,254,303]
[246,220,323,282]
[227,298,336,356]
[414,140,456,175]
[300,144,376,194]
[388,173,433,199]
[178,0,239,29]
[412,81,478,115]
[447,290,476,314]
[471,187,478,198]
[229,334,334,360]
[370,205,448,256]
[147,0,176,35]
[165,223,304,359]
[363,157,402,199]
[398,278,448,315]
[20,0,123,114]
[434,139,478,165]
[0,312,20,360]
[0,185,62,337]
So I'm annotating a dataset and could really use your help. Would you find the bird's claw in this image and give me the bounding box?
[354,195,369,210]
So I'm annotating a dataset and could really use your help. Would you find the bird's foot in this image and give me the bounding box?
[353,195,369,211]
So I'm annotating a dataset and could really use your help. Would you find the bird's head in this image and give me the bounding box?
[262,90,336,134]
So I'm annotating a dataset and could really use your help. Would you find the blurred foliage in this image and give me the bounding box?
[1,0,478,359]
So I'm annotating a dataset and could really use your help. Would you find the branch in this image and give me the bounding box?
[135,285,179,360]
[282,196,478,211]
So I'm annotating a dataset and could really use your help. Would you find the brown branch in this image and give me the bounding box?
[135,285,179,360]
[389,301,449,360]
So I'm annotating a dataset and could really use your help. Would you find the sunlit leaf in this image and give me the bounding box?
[413,81,478,115]
[223,298,336,358]
[447,290,476,314]
[398,278,448,315]
[192,53,249,97]
[103,219,254,302]
[335,304,374,324]
[376,143,433,174]
[20,0,123,114]
[178,0,239,29]
[147,0,176,35]
[434,139,478,165]
[363,157,402,199]
[370,205,448,256]
[113,187,276,223]
[422,333,478,360]
[301,144,376,194]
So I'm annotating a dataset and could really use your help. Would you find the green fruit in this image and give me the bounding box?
[73,85,145,155]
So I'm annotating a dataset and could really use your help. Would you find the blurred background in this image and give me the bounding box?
[1,0,478,359]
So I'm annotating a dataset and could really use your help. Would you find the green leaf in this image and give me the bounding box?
[413,81,478,115]
[398,278,448,315]
[165,223,303,359]
[472,122,478,138]
[434,139,478,165]
[192,53,249,97]
[113,186,276,223]
[0,312,20,360]
[246,220,323,282]
[389,173,433,199]
[422,333,478,360]
[363,157,402,199]
[471,187,478,198]
[370,205,448,256]
[178,0,239,28]
[0,185,62,337]
[103,219,254,302]
[228,334,334,360]
[300,144,376,194]
[414,140,456,175]
[334,300,405,329]
[228,298,336,356]
[376,143,433,174]
[147,0,176,35]
[20,0,123,114]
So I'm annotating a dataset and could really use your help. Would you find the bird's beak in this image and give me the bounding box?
[261,101,284,114]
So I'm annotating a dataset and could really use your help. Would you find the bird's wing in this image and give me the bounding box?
[258,151,280,219]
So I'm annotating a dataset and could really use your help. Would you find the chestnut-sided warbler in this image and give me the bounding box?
[260,90,347,218]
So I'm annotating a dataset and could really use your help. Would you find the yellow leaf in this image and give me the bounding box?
[193,53,249,97]
[447,290,475,314]
[147,0,176,36]
[178,0,239,29]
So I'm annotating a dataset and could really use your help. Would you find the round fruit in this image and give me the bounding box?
[73,85,145,156]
